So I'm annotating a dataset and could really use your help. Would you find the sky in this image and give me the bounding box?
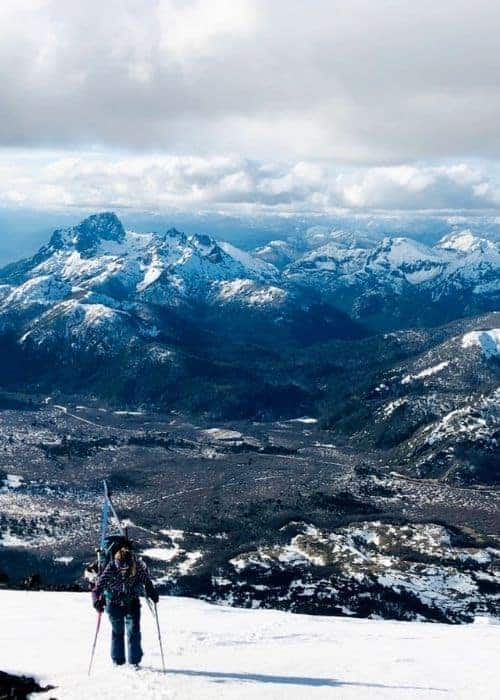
[1,0,500,216]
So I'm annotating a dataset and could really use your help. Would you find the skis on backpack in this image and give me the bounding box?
[85,480,125,584]
[98,482,111,569]
[88,481,113,676]
[103,480,126,540]
[88,480,127,676]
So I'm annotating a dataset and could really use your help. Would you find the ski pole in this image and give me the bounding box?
[145,597,166,672]
[88,611,103,676]
[145,597,165,671]
[154,603,166,673]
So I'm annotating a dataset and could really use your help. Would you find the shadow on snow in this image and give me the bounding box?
[148,668,448,692]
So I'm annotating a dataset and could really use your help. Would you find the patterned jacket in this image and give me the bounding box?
[92,558,157,606]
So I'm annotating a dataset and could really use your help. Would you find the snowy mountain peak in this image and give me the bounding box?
[370,236,444,265]
[437,229,492,254]
[49,212,126,253]
[188,233,224,262]
[254,240,298,269]
[362,237,448,287]
[163,227,187,243]
[0,213,290,357]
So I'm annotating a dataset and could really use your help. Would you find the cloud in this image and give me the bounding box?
[335,164,500,210]
[1,153,500,213]
[0,1,499,162]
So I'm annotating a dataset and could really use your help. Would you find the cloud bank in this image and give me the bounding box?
[1,0,500,162]
[1,1,500,215]
[2,154,500,214]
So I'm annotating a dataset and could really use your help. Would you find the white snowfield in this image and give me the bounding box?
[462,328,500,358]
[1,592,498,700]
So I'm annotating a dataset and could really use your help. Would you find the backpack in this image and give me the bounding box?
[101,535,133,567]
[84,535,134,586]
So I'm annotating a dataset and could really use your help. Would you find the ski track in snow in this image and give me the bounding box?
[1,591,498,699]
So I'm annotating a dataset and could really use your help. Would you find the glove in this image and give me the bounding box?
[93,598,105,612]
[150,590,159,604]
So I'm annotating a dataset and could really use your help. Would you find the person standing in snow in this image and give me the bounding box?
[92,544,159,667]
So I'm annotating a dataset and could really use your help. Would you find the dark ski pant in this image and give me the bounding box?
[107,599,143,665]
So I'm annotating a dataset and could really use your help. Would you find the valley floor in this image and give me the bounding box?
[1,591,498,699]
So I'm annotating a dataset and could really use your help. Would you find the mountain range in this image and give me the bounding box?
[0,212,498,482]
[1,212,498,349]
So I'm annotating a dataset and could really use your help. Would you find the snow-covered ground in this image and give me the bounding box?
[1,591,498,699]
[462,328,500,358]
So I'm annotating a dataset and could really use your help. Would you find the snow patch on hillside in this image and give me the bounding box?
[288,417,318,424]
[462,329,500,358]
[216,278,286,305]
[82,303,118,326]
[426,388,499,446]
[137,258,163,292]
[221,521,499,623]
[142,547,179,563]
[54,556,74,565]
[142,529,205,583]
[382,398,407,418]
[3,275,70,308]
[1,474,24,491]
[203,428,243,441]
[401,361,450,384]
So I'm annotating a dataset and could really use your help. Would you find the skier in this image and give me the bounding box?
[92,542,159,668]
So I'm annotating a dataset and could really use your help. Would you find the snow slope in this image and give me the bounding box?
[462,329,500,358]
[1,591,498,699]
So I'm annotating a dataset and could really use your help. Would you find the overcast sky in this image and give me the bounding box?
[1,0,500,214]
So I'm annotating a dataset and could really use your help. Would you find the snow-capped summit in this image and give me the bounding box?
[287,235,452,286]
[188,233,224,263]
[163,227,186,240]
[286,241,366,276]
[285,236,452,312]
[437,229,496,255]
[253,239,299,269]
[49,212,126,253]
[358,236,449,288]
